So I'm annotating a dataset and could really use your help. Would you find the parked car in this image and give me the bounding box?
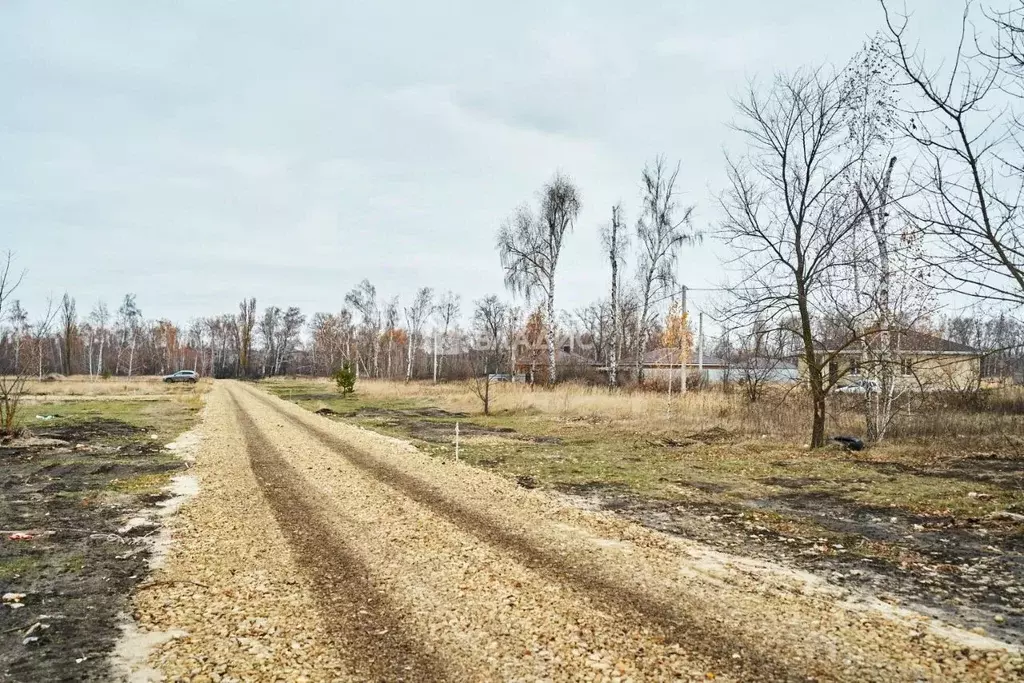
[836,378,880,394]
[487,373,513,382]
[163,370,199,383]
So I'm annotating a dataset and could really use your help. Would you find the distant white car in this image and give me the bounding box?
[836,379,880,394]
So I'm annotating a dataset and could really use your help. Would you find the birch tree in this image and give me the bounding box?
[497,172,581,385]
[842,40,933,441]
[258,306,282,376]
[382,296,399,379]
[88,301,110,377]
[404,287,433,381]
[600,203,628,387]
[433,291,460,382]
[345,280,381,377]
[634,157,700,385]
[274,307,304,375]
[116,294,143,377]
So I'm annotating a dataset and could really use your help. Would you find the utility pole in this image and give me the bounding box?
[680,285,688,395]
[697,311,704,386]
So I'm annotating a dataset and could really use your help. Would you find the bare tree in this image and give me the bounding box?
[237,297,257,377]
[0,252,25,322]
[345,280,381,377]
[382,296,399,379]
[498,172,581,385]
[59,293,77,375]
[0,255,27,434]
[258,306,282,376]
[404,287,434,381]
[433,291,461,382]
[7,300,28,370]
[880,2,1024,305]
[601,204,628,387]
[30,297,57,380]
[634,157,700,385]
[720,68,863,448]
[473,295,507,358]
[843,39,935,441]
[274,307,305,375]
[116,294,143,377]
[88,301,110,377]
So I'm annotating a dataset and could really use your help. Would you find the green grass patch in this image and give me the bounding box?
[0,555,39,580]
[109,472,173,495]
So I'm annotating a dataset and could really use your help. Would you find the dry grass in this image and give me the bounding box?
[272,377,1024,446]
[13,375,213,402]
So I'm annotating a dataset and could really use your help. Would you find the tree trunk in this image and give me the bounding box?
[609,245,619,389]
[797,279,827,448]
[406,334,414,382]
[636,301,650,386]
[484,375,490,415]
[128,340,135,378]
[432,332,438,383]
[546,285,557,385]
[811,390,827,449]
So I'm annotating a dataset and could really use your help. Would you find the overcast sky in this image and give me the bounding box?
[1,1,958,326]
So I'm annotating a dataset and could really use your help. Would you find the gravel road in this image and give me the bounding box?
[128,382,1024,682]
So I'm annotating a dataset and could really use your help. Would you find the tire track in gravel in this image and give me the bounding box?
[229,391,449,683]
[240,384,803,682]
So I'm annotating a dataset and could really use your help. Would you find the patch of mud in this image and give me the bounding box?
[853,455,1024,493]
[555,482,1024,643]
[0,417,192,682]
[34,418,146,442]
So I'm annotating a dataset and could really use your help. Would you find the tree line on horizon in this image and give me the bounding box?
[3,2,1024,448]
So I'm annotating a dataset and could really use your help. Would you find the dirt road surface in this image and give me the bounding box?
[129,382,1023,682]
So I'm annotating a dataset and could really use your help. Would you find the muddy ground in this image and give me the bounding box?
[0,418,186,682]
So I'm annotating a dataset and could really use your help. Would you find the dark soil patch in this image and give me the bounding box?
[758,476,825,489]
[32,418,145,443]
[0,418,187,682]
[658,477,732,493]
[557,482,1024,642]
[686,426,732,444]
[333,407,468,420]
[852,456,1024,492]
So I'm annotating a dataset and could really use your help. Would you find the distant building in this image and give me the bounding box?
[799,329,981,390]
[605,347,731,385]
